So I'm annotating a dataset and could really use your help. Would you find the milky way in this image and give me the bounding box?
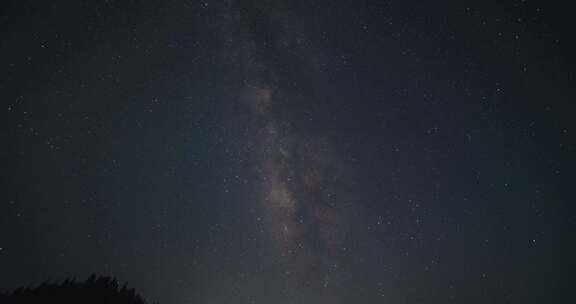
[220,1,353,291]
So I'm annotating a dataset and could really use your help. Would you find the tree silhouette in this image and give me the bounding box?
[0,275,154,304]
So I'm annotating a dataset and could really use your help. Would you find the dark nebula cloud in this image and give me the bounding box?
[224,3,354,290]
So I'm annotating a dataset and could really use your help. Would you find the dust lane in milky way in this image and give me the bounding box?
[226,2,355,291]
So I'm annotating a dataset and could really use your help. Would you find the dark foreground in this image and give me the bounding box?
[0,275,151,304]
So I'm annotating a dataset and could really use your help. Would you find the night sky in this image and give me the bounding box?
[1,1,575,303]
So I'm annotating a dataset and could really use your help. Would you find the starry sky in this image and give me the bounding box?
[1,1,575,303]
